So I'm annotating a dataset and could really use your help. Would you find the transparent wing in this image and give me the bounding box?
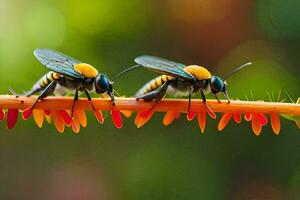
[134,55,194,81]
[34,48,84,79]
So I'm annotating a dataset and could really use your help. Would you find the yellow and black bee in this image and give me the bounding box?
[114,55,251,111]
[15,49,115,115]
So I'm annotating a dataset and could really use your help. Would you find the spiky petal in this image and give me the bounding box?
[218,113,233,131]
[22,107,33,120]
[33,109,45,128]
[251,114,262,136]
[187,111,197,121]
[197,112,206,133]
[74,109,87,128]
[111,109,123,129]
[270,113,281,135]
[233,112,242,124]
[163,111,180,126]
[51,111,65,133]
[94,110,104,124]
[135,110,155,128]
[6,109,19,129]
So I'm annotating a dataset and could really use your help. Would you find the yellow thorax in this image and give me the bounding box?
[184,65,211,80]
[74,63,98,79]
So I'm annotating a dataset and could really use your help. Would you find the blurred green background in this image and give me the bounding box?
[0,0,300,199]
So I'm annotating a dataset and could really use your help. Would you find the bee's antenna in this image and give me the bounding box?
[223,62,252,81]
[112,65,140,81]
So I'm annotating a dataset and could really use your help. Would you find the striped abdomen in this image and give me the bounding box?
[135,75,174,96]
[28,72,61,95]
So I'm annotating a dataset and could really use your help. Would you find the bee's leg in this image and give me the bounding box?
[187,85,192,113]
[200,89,207,104]
[214,94,221,103]
[71,89,79,118]
[31,81,56,109]
[224,91,230,104]
[136,82,169,103]
[83,89,95,111]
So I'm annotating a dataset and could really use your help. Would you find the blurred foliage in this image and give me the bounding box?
[0,0,300,199]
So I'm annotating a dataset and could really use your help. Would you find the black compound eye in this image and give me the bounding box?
[211,76,224,93]
[95,74,110,93]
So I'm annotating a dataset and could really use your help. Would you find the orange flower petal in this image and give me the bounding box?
[270,113,281,135]
[33,109,44,128]
[257,113,268,126]
[163,111,180,126]
[71,117,80,134]
[244,112,252,121]
[205,104,216,119]
[218,113,233,131]
[22,107,33,120]
[135,110,155,128]
[94,110,104,124]
[197,112,206,133]
[233,112,242,124]
[6,109,19,129]
[74,109,87,128]
[51,111,65,133]
[0,109,4,121]
[111,109,123,129]
[120,110,133,118]
[251,114,262,136]
[187,111,197,121]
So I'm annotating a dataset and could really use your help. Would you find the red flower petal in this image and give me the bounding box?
[270,113,281,135]
[218,113,233,131]
[22,107,33,120]
[251,114,262,136]
[6,109,19,129]
[60,110,72,126]
[51,111,65,133]
[197,112,206,133]
[44,110,51,116]
[187,111,196,121]
[134,109,155,128]
[257,113,268,126]
[120,110,133,118]
[205,104,216,119]
[0,109,4,121]
[233,112,242,124]
[33,109,44,128]
[244,112,252,121]
[94,110,104,124]
[163,111,180,126]
[111,109,123,129]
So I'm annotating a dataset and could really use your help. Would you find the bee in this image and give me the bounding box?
[114,55,251,111]
[13,49,115,116]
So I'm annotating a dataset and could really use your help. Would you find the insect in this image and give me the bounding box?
[113,55,252,111]
[13,49,115,116]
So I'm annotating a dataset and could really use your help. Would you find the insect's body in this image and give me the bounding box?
[27,64,98,97]
[135,64,213,101]
[18,49,115,116]
[112,55,251,111]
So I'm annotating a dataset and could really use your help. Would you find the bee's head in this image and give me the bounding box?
[95,74,114,102]
[210,76,225,94]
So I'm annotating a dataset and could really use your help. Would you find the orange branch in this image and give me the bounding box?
[0,95,299,115]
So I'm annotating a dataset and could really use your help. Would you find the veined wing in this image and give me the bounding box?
[34,48,84,79]
[134,55,194,81]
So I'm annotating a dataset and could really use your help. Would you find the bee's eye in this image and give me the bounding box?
[211,76,224,93]
[95,74,110,93]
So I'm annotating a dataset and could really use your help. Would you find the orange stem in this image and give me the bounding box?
[0,95,299,115]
